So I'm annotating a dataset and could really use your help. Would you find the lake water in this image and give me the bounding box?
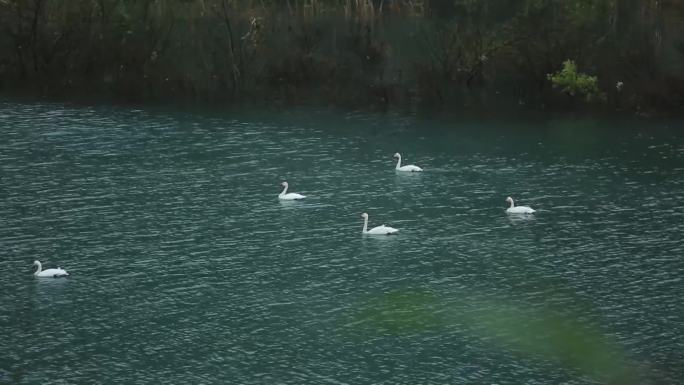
[1,101,683,384]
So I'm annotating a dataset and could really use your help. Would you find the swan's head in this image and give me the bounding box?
[361,212,369,219]
[505,197,513,203]
[393,152,400,158]
[280,181,288,187]
[32,260,40,266]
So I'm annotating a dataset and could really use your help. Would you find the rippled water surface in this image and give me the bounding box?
[1,101,683,384]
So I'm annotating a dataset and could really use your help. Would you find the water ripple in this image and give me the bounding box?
[1,101,683,384]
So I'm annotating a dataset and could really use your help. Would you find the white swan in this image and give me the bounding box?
[361,212,399,235]
[393,153,423,172]
[33,260,69,278]
[505,197,535,214]
[278,181,306,200]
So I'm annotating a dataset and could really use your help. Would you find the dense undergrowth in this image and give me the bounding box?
[0,0,682,115]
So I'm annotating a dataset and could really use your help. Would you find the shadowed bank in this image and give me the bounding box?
[0,0,682,114]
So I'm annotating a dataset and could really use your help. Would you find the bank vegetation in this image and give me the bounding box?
[0,0,682,114]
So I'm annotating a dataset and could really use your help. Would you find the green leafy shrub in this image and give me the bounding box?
[547,60,606,102]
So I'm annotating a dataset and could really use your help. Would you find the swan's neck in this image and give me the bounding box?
[34,262,42,274]
[279,185,288,197]
[362,217,369,233]
[395,156,402,169]
[508,199,515,209]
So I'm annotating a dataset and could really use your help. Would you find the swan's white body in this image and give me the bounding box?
[505,197,535,214]
[278,181,306,200]
[393,153,423,172]
[33,260,69,278]
[361,213,399,235]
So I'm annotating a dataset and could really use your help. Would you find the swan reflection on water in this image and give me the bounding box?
[360,230,402,250]
[278,199,302,208]
[507,213,537,224]
[395,169,424,179]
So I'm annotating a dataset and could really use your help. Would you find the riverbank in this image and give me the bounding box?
[1,1,682,116]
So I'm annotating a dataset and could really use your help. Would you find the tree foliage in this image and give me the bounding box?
[0,0,681,113]
[547,60,606,103]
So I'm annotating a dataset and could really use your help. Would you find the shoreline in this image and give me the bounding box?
[2,91,681,123]
[1,2,681,119]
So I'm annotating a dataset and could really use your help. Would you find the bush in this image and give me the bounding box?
[547,60,606,102]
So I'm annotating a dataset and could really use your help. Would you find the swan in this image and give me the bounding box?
[361,212,399,235]
[278,181,306,200]
[505,197,535,214]
[393,153,423,172]
[33,260,69,278]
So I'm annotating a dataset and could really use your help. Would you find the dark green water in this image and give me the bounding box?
[1,101,683,384]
